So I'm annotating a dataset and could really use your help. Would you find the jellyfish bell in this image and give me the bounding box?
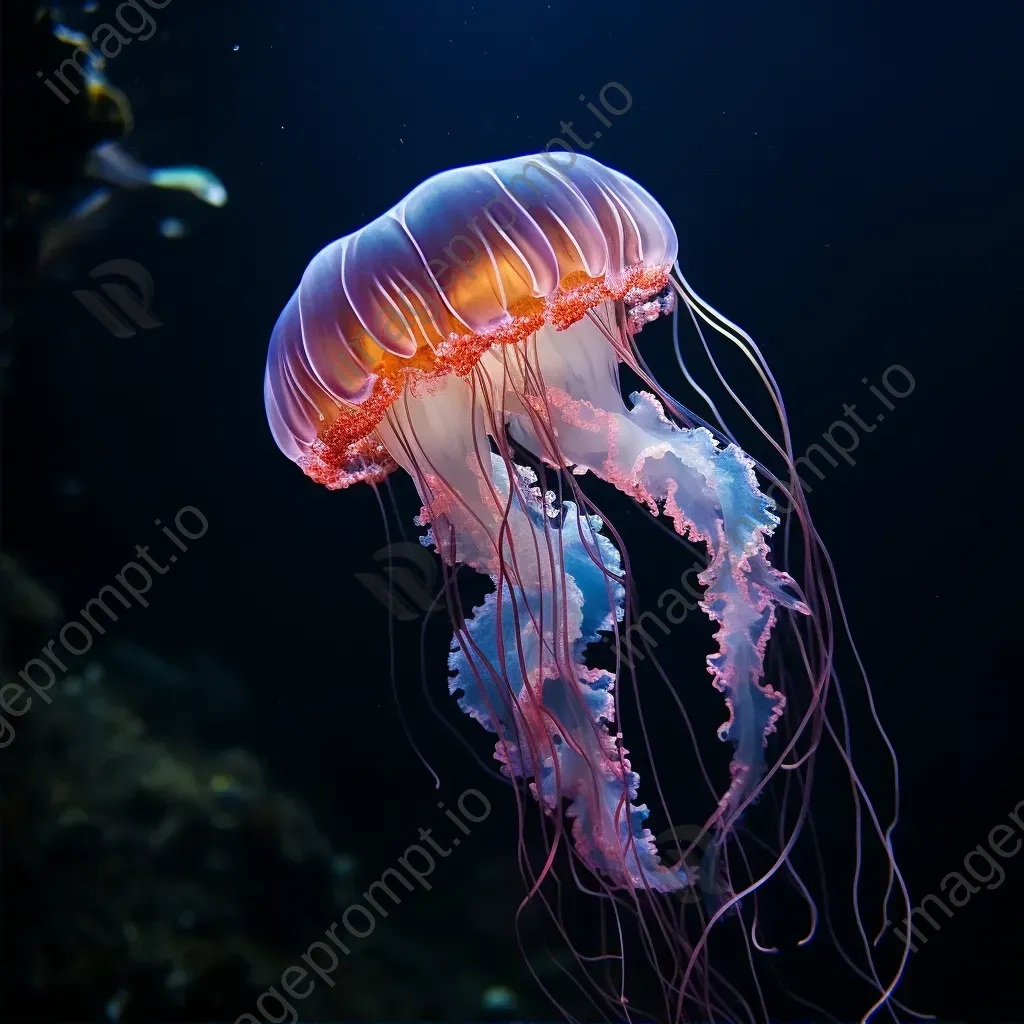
[265,154,676,487]
[265,153,910,1019]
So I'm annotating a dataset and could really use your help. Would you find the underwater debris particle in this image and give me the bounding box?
[158,217,188,239]
[482,984,517,1010]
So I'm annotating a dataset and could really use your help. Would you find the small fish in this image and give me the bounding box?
[86,143,228,208]
[85,142,153,189]
[149,166,228,207]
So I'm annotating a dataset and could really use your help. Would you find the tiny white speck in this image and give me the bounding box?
[232,44,239,51]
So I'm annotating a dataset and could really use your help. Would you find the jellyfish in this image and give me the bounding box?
[264,154,909,1020]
